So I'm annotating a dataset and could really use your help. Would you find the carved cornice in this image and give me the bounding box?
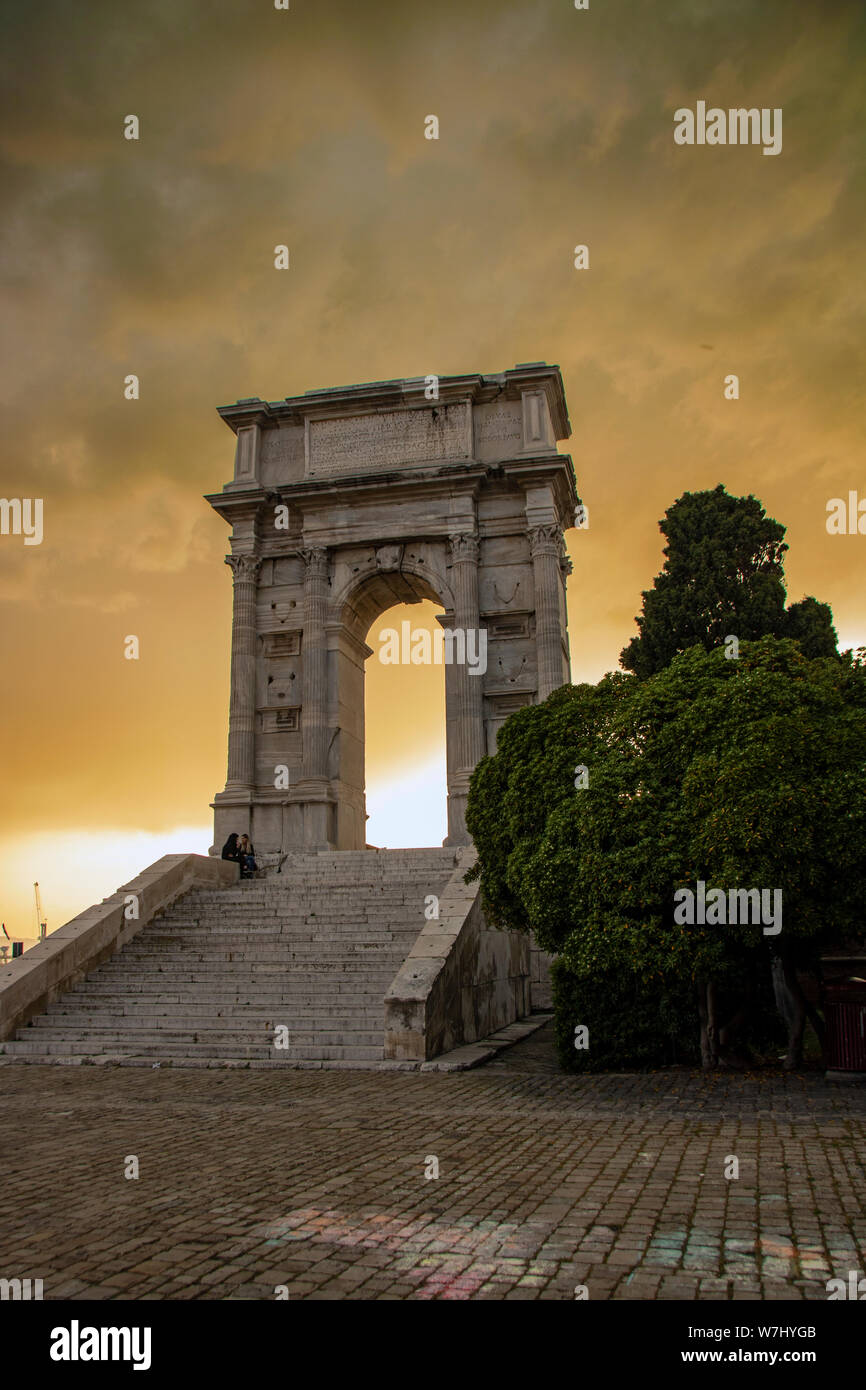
[225,554,262,583]
[448,532,479,564]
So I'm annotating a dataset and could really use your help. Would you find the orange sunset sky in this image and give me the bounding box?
[0,0,863,939]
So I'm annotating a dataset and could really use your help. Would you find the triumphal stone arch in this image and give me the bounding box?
[207,363,577,857]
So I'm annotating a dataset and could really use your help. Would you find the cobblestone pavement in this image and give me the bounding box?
[1,1023,864,1300]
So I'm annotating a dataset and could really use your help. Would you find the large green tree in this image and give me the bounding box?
[466,640,866,1069]
[620,486,837,677]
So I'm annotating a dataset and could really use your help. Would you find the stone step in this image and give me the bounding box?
[144,902,449,917]
[143,929,419,940]
[186,866,453,886]
[67,980,391,997]
[92,957,401,971]
[39,1018,379,1032]
[184,906,428,914]
[75,982,393,996]
[230,851,450,860]
[150,908,430,918]
[0,1054,412,1071]
[34,1005,380,1022]
[90,967,398,982]
[95,954,401,968]
[52,1014,381,1028]
[60,1002,379,1016]
[65,980,383,996]
[190,862,454,873]
[155,922,420,934]
[177,882,447,892]
[164,911,432,922]
[7,847,468,1066]
[43,1001,370,1018]
[117,938,415,951]
[119,945,412,955]
[125,924,416,933]
[186,896,445,905]
[19,1023,384,1044]
[125,934,415,946]
[136,922,419,932]
[158,909,433,921]
[1,1038,385,1061]
[186,885,449,894]
[178,892,443,905]
[172,895,442,911]
[109,953,408,967]
[105,960,406,972]
[151,912,428,922]
[265,849,451,857]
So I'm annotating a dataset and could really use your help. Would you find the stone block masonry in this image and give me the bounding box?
[385,847,530,1060]
[207,363,578,857]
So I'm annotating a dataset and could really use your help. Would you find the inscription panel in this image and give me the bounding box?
[474,403,523,462]
[307,404,471,478]
[262,631,302,658]
[479,405,522,443]
[260,428,304,485]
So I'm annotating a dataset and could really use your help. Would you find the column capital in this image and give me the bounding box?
[527,523,563,558]
[225,553,262,582]
[448,532,479,564]
[301,546,330,579]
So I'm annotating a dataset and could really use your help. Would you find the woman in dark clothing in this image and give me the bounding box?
[221,832,241,863]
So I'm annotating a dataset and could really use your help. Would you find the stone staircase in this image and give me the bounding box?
[1,849,458,1068]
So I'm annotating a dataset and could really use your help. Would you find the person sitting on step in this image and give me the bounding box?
[238,834,258,879]
[220,832,241,865]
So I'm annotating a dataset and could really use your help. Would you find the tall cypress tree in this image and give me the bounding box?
[620,485,837,677]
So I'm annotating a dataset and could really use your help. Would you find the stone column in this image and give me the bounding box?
[445,532,485,845]
[225,553,262,789]
[301,547,330,780]
[529,524,567,700]
[449,532,486,772]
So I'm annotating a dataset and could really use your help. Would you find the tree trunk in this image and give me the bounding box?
[696,979,719,1069]
[706,979,720,1068]
[805,998,826,1056]
[774,951,807,1070]
[718,995,751,1068]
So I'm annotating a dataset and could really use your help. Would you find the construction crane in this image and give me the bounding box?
[34,882,47,942]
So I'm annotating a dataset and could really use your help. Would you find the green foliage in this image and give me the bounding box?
[552,955,787,1072]
[552,959,700,1071]
[467,639,866,1065]
[620,485,838,676]
[783,596,838,658]
[465,675,632,943]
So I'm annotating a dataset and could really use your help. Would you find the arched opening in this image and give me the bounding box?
[364,599,447,847]
[332,561,456,850]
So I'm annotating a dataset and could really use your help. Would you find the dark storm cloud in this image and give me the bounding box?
[0,0,863,842]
